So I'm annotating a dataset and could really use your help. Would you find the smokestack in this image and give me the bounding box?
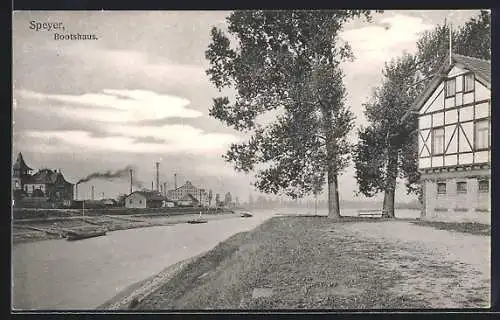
[156,162,160,192]
[151,181,154,190]
[75,183,78,200]
[174,173,177,189]
[91,186,94,201]
[164,182,167,197]
[129,169,133,194]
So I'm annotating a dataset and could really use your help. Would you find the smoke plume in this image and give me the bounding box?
[76,165,143,186]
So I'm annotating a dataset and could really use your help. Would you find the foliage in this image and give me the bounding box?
[205,10,379,201]
[356,10,491,199]
[416,10,490,81]
[354,54,423,197]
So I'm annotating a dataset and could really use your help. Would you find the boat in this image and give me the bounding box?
[66,229,107,241]
[240,212,253,218]
[187,211,208,224]
[187,218,208,224]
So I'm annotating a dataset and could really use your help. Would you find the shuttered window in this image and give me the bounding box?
[478,180,489,193]
[437,183,447,194]
[457,182,467,193]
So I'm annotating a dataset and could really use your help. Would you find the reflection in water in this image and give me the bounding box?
[12,209,420,310]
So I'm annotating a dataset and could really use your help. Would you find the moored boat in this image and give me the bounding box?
[240,212,253,218]
[187,218,208,224]
[66,229,107,241]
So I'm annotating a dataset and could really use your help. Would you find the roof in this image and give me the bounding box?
[403,53,491,122]
[452,53,490,85]
[128,190,167,201]
[179,193,199,202]
[25,169,72,185]
[13,152,33,171]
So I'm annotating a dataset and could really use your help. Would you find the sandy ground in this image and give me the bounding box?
[341,221,490,308]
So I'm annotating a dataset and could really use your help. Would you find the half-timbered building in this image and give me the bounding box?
[413,54,490,222]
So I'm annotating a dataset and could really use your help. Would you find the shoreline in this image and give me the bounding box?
[97,256,198,310]
[12,211,239,245]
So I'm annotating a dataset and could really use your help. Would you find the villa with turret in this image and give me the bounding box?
[12,152,74,207]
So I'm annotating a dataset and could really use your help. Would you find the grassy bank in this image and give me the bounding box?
[134,216,489,310]
[135,216,429,310]
[411,220,491,236]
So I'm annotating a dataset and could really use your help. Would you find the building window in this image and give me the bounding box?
[139,200,142,204]
[457,182,467,194]
[432,127,445,155]
[464,73,475,92]
[475,120,489,150]
[445,78,456,97]
[129,199,132,204]
[478,180,489,193]
[437,183,447,194]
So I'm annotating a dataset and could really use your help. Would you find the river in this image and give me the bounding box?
[12,208,420,310]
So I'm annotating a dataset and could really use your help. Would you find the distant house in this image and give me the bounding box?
[125,191,166,209]
[162,199,175,208]
[13,153,74,205]
[405,54,490,222]
[167,181,209,206]
[101,198,117,207]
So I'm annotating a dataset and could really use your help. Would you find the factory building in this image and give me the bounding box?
[167,181,209,207]
[125,190,175,209]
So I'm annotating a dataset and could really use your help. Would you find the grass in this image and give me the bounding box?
[135,216,432,310]
[411,220,490,236]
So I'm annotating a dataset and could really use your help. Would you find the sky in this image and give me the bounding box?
[12,10,484,203]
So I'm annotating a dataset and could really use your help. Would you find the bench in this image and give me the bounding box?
[358,210,383,218]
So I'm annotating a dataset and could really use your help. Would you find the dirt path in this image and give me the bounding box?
[341,221,490,308]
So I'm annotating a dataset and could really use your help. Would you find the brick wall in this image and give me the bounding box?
[422,174,491,225]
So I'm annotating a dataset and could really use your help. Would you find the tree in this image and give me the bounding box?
[354,10,491,216]
[354,54,422,218]
[215,193,221,208]
[312,175,324,214]
[208,189,213,207]
[116,194,128,207]
[224,192,232,207]
[205,10,380,218]
[416,10,490,81]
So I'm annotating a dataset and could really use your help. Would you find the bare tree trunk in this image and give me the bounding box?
[325,134,341,218]
[327,169,341,218]
[382,147,398,218]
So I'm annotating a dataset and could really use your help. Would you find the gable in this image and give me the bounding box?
[447,65,467,77]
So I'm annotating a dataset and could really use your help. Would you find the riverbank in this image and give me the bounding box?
[126,216,489,310]
[12,211,237,245]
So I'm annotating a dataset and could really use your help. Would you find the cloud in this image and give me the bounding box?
[22,124,239,154]
[341,14,434,65]
[340,14,435,127]
[16,89,202,123]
